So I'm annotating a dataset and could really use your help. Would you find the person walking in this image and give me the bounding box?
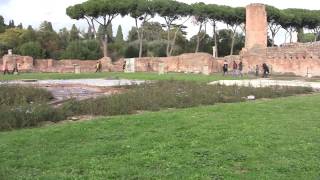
[222,60,228,76]
[12,62,19,75]
[262,63,270,78]
[95,61,102,73]
[238,61,243,77]
[232,61,238,77]
[255,65,259,77]
[3,62,9,75]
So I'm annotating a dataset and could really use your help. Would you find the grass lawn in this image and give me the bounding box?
[0,95,319,179]
[0,72,250,82]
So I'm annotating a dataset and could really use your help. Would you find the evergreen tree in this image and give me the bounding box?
[0,16,6,33]
[39,21,54,32]
[8,20,15,28]
[107,22,113,42]
[17,23,23,29]
[69,24,80,41]
[115,25,124,43]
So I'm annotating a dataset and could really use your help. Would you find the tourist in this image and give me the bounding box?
[255,65,259,77]
[122,61,126,71]
[238,61,243,77]
[232,61,238,77]
[95,61,102,73]
[222,60,228,76]
[3,62,9,75]
[12,62,19,75]
[262,63,270,78]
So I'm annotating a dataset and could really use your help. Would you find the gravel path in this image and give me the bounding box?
[209,79,320,90]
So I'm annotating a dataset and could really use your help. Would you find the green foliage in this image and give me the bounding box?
[0,28,26,50]
[69,24,80,41]
[299,33,316,43]
[115,25,124,43]
[19,41,44,58]
[0,85,53,106]
[61,40,102,60]
[217,29,245,57]
[62,80,312,117]
[188,32,214,53]
[146,40,167,57]
[37,22,60,58]
[0,15,6,33]
[124,41,142,58]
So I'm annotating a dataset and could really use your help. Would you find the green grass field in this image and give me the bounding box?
[1,95,319,179]
[0,72,250,82]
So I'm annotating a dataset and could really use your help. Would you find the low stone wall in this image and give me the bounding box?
[134,53,221,74]
[240,42,320,76]
[1,45,320,76]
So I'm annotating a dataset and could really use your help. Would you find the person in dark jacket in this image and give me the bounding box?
[222,60,228,76]
[262,63,270,78]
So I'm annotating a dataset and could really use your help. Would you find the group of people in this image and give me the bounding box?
[223,60,243,77]
[2,62,19,75]
[222,60,270,78]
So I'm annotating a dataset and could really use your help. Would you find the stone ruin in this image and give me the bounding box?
[1,3,320,76]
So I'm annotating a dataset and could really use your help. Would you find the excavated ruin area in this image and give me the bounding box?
[0,79,145,105]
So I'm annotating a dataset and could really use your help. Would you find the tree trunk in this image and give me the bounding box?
[166,25,171,57]
[230,28,236,55]
[102,34,108,57]
[271,32,275,47]
[135,19,143,58]
[169,30,179,56]
[195,23,203,53]
[213,22,218,57]
[139,32,143,58]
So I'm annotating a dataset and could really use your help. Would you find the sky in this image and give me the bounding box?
[1,0,320,45]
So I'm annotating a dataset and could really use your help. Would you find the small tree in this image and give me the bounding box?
[154,0,192,56]
[129,0,155,58]
[222,6,245,55]
[192,2,209,53]
[115,25,124,43]
[69,24,80,41]
[207,4,224,57]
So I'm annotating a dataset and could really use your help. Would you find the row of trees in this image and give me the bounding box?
[66,0,246,58]
[266,6,320,46]
[2,0,320,60]
[0,13,244,60]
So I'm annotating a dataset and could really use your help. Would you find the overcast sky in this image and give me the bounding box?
[1,0,320,45]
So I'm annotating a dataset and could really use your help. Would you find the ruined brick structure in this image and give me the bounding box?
[1,3,320,76]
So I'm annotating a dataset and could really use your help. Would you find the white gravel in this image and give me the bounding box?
[209,79,320,90]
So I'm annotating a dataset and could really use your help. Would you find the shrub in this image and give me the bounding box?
[19,41,44,58]
[61,81,313,117]
[0,104,66,131]
[0,85,53,106]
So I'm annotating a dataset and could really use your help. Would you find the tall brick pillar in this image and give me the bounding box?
[245,4,267,49]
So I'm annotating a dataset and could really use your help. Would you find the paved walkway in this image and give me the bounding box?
[209,79,320,90]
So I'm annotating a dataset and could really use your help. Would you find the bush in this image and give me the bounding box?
[0,85,66,131]
[19,41,44,58]
[61,81,313,117]
[0,104,66,131]
[0,85,53,106]
[60,40,102,60]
